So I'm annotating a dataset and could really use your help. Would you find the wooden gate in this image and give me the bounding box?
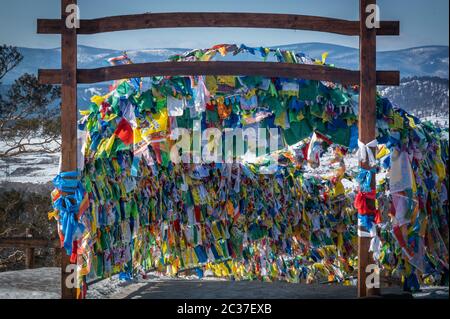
[37,0,400,299]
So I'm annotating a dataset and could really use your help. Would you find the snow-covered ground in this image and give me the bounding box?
[0,139,60,184]
[0,152,59,184]
[0,268,60,299]
[0,267,448,299]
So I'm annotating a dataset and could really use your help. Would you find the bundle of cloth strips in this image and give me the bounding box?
[48,44,449,298]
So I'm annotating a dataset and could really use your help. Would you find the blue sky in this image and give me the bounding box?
[0,0,448,50]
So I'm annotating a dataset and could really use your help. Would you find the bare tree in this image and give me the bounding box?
[0,45,61,158]
[0,45,22,81]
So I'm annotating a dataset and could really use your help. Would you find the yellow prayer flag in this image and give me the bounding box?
[91,95,107,106]
[105,135,116,157]
[322,52,329,64]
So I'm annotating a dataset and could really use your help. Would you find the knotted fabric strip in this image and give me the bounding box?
[52,171,87,255]
[355,189,381,238]
[356,167,377,193]
[357,139,378,167]
[354,190,377,215]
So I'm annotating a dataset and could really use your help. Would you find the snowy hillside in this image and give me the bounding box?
[1,43,448,111]
[1,44,448,85]
[277,44,449,79]
[2,46,189,84]
[379,77,449,118]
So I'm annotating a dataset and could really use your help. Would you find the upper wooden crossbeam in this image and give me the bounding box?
[38,61,400,86]
[37,12,400,36]
[37,12,400,86]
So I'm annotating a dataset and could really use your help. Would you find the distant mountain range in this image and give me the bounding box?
[2,46,189,85]
[278,43,449,79]
[380,76,449,118]
[2,43,448,84]
[1,43,448,118]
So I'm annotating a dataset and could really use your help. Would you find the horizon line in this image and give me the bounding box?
[9,42,450,53]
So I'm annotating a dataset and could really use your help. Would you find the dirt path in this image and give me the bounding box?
[107,275,437,300]
[0,268,448,299]
[110,279,362,299]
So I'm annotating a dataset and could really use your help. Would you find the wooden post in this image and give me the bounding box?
[61,0,78,300]
[32,0,399,300]
[25,228,34,269]
[358,0,380,298]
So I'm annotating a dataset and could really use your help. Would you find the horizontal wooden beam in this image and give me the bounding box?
[37,12,399,36]
[0,238,60,249]
[376,71,400,86]
[38,62,400,86]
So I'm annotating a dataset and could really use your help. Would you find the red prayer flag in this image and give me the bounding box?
[114,118,134,145]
